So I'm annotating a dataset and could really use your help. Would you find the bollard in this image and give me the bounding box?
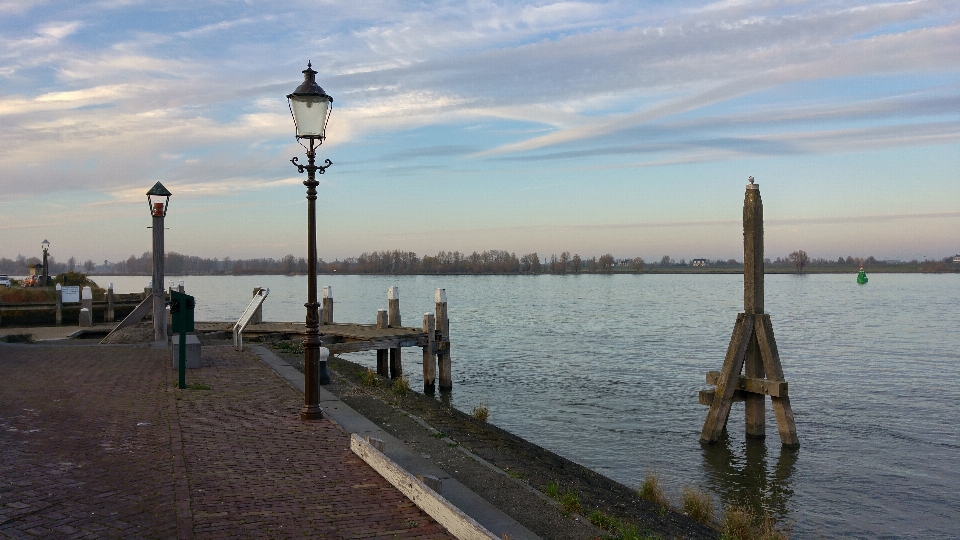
[178,280,184,294]
[55,283,63,326]
[79,308,92,328]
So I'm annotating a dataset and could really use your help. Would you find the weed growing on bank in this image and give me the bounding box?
[638,471,670,508]
[471,401,489,422]
[391,376,409,395]
[359,368,381,387]
[681,486,714,525]
[720,505,789,540]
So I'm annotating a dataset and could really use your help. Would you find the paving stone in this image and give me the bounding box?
[1,343,455,539]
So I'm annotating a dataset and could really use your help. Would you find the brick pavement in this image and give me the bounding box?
[0,342,455,539]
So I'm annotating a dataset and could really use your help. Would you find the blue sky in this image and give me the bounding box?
[1,0,958,264]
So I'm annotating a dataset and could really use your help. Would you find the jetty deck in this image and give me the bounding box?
[196,321,435,355]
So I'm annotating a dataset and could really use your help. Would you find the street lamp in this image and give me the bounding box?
[146,181,172,343]
[287,61,333,421]
[41,239,50,286]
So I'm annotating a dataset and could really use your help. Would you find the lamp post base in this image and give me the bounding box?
[300,406,323,420]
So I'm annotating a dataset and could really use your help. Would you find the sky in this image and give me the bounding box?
[1,0,958,264]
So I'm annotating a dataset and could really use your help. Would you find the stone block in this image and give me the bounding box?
[171,334,202,369]
[79,308,92,328]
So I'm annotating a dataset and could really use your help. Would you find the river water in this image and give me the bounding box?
[100,273,960,538]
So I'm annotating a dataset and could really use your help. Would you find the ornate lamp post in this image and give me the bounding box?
[147,182,171,343]
[41,239,50,286]
[287,61,333,420]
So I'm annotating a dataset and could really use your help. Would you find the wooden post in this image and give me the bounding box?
[436,288,452,391]
[422,313,437,393]
[152,203,166,342]
[252,287,263,324]
[388,286,402,378]
[699,177,798,447]
[743,180,766,438]
[178,281,184,294]
[55,284,63,326]
[322,285,333,325]
[107,283,115,322]
[376,309,389,377]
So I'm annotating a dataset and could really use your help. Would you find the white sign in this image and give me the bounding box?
[61,286,80,303]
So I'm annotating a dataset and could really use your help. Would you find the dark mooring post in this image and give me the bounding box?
[151,199,167,343]
[422,312,436,393]
[435,288,452,391]
[388,286,402,378]
[376,309,389,377]
[699,177,799,447]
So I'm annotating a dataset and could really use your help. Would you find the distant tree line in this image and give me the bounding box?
[0,250,956,276]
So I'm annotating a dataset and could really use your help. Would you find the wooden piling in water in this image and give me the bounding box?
[435,288,452,391]
[699,177,799,447]
[422,313,436,393]
[376,309,389,377]
[322,286,333,325]
[388,286,402,378]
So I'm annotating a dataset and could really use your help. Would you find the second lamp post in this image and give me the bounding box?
[287,62,333,420]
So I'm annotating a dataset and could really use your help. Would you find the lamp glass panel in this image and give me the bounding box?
[290,95,329,137]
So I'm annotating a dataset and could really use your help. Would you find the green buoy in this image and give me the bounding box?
[857,265,868,284]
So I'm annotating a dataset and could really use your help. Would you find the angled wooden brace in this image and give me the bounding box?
[755,315,799,447]
[700,313,755,443]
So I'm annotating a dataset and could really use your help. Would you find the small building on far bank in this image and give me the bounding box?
[691,258,707,267]
[953,254,960,264]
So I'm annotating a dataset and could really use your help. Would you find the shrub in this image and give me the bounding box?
[721,505,789,540]
[545,481,560,499]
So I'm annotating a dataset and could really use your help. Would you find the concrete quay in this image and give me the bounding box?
[0,341,460,539]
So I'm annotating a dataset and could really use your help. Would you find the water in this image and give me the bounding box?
[101,273,960,538]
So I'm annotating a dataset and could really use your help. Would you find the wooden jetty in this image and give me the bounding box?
[211,286,453,392]
[699,177,799,447]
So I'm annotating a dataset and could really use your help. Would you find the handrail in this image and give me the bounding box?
[233,288,269,351]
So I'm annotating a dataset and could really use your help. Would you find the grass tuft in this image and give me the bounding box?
[272,340,304,354]
[559,489,582,516]
[391,376,410,395]
[187,382,211,390]
[720,504,789,540]
[545,481,560,499]
[471,401,489,422]
[359,368,381,387]
[638,471,670,508]
[681,486,714,525]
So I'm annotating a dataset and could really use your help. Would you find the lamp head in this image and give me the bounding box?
[146,182,172,217]
[287,61,333,142]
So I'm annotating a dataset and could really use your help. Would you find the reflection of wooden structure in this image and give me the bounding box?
[699,178,798,447]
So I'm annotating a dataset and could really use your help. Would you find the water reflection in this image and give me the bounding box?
[701,436,798,520]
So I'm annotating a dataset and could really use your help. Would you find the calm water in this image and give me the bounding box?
[102,273,960,538]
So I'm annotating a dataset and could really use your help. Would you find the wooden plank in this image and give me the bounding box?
[350,434,499,540]
[700,313,753,443]
[705,371,786,397]
[772,395,800,447]
[423,313,436,392]
[698,389,745,405]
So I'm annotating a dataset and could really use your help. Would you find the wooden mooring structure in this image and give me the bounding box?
[213,285,453,392]
[699,177,799,447]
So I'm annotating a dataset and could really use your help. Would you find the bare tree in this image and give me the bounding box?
[571,254,582,274]
[598,253,615,272]
[788,250,809,273]
[631,257,645,272]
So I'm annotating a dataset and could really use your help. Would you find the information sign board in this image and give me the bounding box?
[61,286,80,303]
